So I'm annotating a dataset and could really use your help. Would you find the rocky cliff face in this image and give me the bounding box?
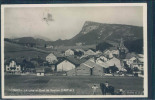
[70,21,143,45]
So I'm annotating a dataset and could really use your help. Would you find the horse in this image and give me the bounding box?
[100,83,115,95]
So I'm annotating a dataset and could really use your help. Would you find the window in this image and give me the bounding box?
[7,68,10,70]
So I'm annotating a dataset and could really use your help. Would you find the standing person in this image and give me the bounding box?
[119,89,123,95]
[92,84,98,95]
[105,81,109,87]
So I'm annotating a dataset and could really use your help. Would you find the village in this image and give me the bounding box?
[4,39,144,78]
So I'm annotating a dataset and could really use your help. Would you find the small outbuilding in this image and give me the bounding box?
[36,68,45,76]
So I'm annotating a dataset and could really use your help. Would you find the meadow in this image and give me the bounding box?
[4,75,143,95]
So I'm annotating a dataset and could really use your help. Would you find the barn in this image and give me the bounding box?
[56,58,77,72]
[84,49,96,56]
[84,59,104,76]
[67,58,104,76]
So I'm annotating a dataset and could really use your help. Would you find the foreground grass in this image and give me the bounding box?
[4,75,143,95]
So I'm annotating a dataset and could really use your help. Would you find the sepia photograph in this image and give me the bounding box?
[1,3,147,98]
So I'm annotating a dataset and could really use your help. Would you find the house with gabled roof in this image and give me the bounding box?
[68,58,104,76]
[105,57,122,70]
[65,49,75,56]
[56,58,78,72]
[84,49,96,56]
[46,53,58,64]
[5,59,22,74]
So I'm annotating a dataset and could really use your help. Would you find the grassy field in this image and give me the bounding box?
[4,75,143,96]
[4,41,49,59]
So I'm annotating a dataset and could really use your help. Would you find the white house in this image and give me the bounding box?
[84,49,96,56]
[6,60,21,74]
[56,59,76,72]
[65,49,74,56]
[46,53,57,63]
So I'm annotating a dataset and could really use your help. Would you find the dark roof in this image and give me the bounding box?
[55,57,86,66]
[109,47,118,51]
[36,68,45,73]
[88,48,96,52]
[4,58,23,65]
[125,53,137,59]
[66,56,86,65]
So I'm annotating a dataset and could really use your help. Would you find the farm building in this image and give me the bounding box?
[84,49,96,56]
[65,49,75,56]
[67,58,104,76]
[105,57,122,70]
[5,60,22,74]
[85,59,104,76]
[46,53,58,64]
[56,58,77,72]
[36,68,45,76]
[76,63,93,76]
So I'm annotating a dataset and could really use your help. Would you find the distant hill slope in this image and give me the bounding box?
[4,41,49,59]
[5,37,53,46]
[52,21,143,46]
[4,41,33,52]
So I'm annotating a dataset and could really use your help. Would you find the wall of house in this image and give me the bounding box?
[57,60,75,72]
[85,50,95,56]
[76,65,91,76]
[46,55,57,63]
[93,66,103,76]
[6,61,21,73]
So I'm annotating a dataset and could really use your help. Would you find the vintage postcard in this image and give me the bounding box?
[1,3,147,98]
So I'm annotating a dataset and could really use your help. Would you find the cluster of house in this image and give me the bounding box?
[4,40,144,77]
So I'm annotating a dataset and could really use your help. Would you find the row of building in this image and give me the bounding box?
[5,39,144,76]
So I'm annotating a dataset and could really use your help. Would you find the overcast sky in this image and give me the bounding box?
[4,6,143,41]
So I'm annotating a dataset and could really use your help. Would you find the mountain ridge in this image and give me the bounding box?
[5,21,143,47]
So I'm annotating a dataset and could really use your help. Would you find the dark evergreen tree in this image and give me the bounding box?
[96,42,112,52]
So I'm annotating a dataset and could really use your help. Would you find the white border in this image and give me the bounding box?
[1,3,148,99]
